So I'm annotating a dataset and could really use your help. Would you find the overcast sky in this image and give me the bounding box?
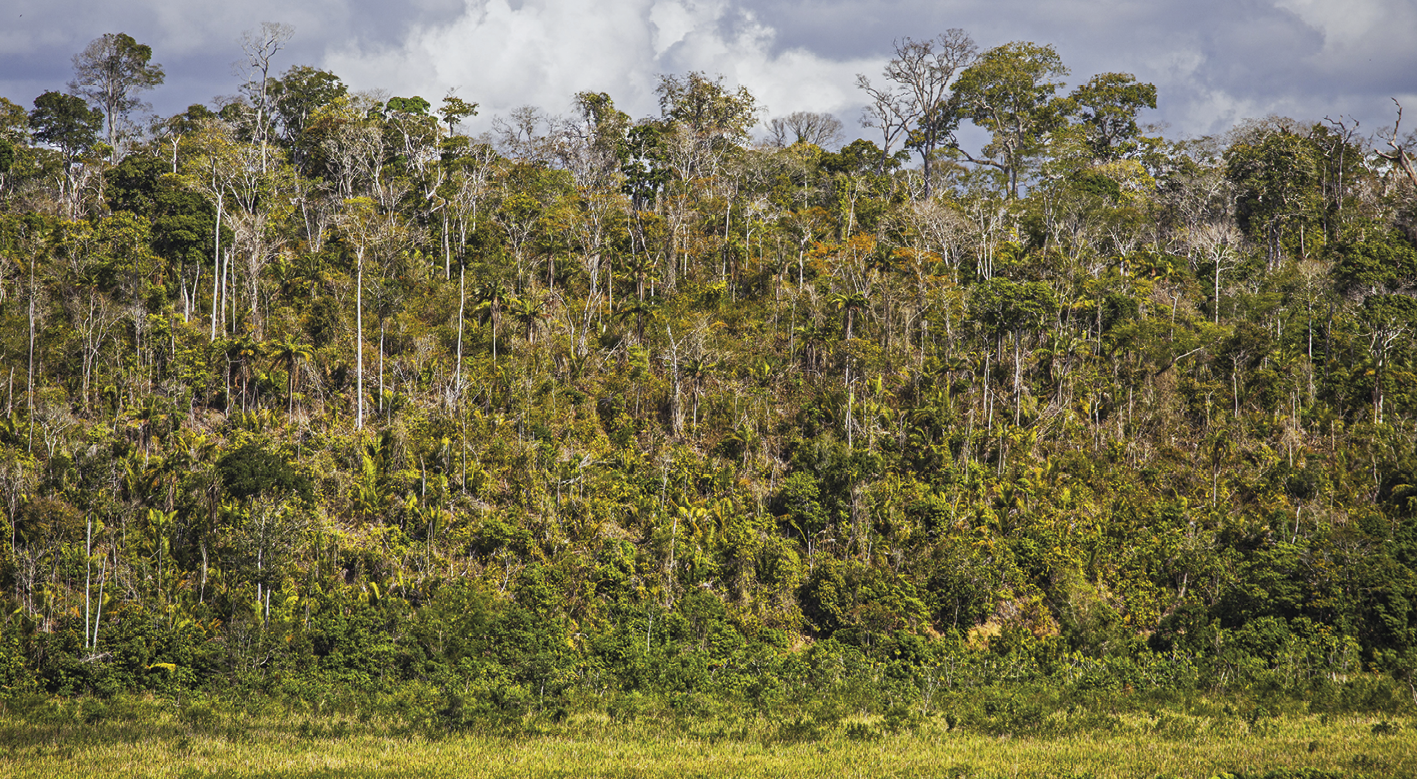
[3,0,1415,148]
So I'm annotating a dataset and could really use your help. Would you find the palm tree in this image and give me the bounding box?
[221,332,262,413]
[506,294,547,345]
[614,298,658,344]
[267,333,314,415]
[828,290,869,341]
[473,279,508,360]
[620,250,658,302]
[682,355,715,429]
[794,322,828,372]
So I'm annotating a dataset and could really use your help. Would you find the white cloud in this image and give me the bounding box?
[4,0,1414,148]
[1273,0,1388,52]
[322,0,881,131]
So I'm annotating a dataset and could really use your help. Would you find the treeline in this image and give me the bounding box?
[0,27,1416,720]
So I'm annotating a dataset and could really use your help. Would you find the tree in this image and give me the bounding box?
[340,196,402,429]
[0,97,27,144]
[238,22,295,174]
[1360,294,1417,424]
[657,72,759,147]
[829,290,869,341]
[1069,72,1156,161]
[267,333,314,415]
[1226,129,1320,268]
[29,92,103,165]
[952,41,1072,197]
[768,111,844,149]
[68,32,165,158]
[819,139,906,177]
[969,277,1058,424]
[1196,230,1243,335]
[438,94,480,135]
[506,294,547,345]
[1377,99,1417,190]
[0,98,25,188]
[269,65,347,167]
[856,31,977,197]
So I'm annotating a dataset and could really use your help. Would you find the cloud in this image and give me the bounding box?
[323,0,880,133]
[1,0,1413,147]
[734,0,1417,136]
[0,0,429,113]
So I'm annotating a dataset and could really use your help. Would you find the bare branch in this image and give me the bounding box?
[1377,99,1417,189]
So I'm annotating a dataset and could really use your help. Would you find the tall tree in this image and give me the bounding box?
[656,72,759,148]
[29,91,104,217]
[238,22,295,174]
[269,65,347,170]
[1377,100,1417,190]
[952,41,1072,198]
[856,31,977,198]
[1069,72,1157,161]
[1225,129,1320,267]
[68,32,165,158]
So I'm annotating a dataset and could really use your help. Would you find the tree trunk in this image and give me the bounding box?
[356,245,364,430]
[211,190,223,339]
[84,516,91,648]
[455,262,465,402]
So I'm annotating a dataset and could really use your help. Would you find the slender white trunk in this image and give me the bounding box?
[91,552,106,650]
[443,214,451,280]
[220,249,231,335]
[356,246,365,430]
[845,364,854,451]
[455,263,465,399]
[211,191,223,339]
[84,516,91,648]
[26,260,34,453]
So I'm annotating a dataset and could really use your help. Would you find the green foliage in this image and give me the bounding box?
[1069,72,1157,160]
[216,443,309,500]
[1334,232,1417,294]
[952,41,1072,196]
[29,91,103,161]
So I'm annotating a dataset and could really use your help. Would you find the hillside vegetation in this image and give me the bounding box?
[1,31,1417,732]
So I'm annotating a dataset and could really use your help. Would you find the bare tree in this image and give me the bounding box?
[857,31,977,196]
[767,111,844,149]
[494,106,557,164]
[1192,221,1244,325]
[1377,99,1417,190]
[340,197,404,430]
[856,76,911,175]
[238,22,295,174]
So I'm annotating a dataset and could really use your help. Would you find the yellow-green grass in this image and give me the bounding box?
[2,701,1414,778]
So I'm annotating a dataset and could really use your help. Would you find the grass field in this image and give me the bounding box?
[1,695,1414,778]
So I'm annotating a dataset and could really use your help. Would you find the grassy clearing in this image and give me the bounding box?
[0,696,1414,778]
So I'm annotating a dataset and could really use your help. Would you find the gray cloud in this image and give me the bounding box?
[1,0,1413,146]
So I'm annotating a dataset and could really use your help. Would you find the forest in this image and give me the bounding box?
[2,26,1417,750]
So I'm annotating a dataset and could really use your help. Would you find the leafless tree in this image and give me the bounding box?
[857,30,977,195]
[238,22,295,173]
[767,111,844,149]
[1377,99,1417,191]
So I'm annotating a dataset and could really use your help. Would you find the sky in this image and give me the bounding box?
[3,0,1415,148]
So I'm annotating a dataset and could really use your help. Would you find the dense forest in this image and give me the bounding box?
[2,27,1417,724]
